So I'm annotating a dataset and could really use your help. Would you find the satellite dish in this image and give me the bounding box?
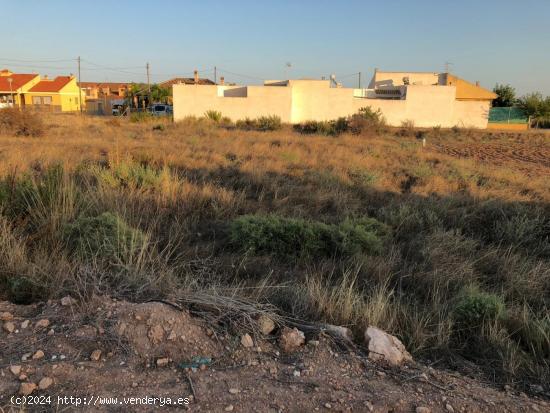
[285,62,292,68]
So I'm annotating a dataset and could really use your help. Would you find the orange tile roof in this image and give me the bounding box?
[79,82,129,88]
[0,73,39,92]
[159,77,215,87]
[29,76,73,93]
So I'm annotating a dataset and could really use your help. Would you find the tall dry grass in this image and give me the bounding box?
[0,111,549,389]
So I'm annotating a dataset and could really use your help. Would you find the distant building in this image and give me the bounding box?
[173,70,497,128]
[0,69,40,108]
[79,82,129,99]
[26,75,83,112]
[159,70,216,88]
[1,69,83,112]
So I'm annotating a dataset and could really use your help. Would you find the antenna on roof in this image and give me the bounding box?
[444,61,453,73]
[284,62,292,80]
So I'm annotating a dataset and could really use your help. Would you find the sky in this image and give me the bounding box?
[1,0,549,95]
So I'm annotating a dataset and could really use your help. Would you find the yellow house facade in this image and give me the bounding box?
[0,69,41,108]
[25,76,84,112]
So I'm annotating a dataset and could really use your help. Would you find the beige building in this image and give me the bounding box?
[173,70,496,128]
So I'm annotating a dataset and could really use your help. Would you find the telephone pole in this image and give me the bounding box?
[214,66,217,84]
[358,72,361,88]
[146,62,151,106]
[77,56,82,114]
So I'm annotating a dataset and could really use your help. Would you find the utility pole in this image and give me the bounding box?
[358,72,361,88]
[77,56,82,114]
[214,66,217,84]
[146,62,151,106]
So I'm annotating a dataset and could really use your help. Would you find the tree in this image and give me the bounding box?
[492,83,516,107]
[517,93,550,118]
[150,84,171,104]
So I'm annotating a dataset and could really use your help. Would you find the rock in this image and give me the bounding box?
[35,319,50,328]
[323,324,354,342]
[47,329,55,335]
[19,382,37,396]
[21,353,32,361]
[3,321,15,333]
[61,296,75,306]
[364,326,412,366]
[90,349,102,361]
[18,374,28,381]
[0,311,13,321]
[445,404,455,412]
[325,402,332,409]
[21,320,30,329]
[9,365,22,376]
[279,327,305,353]
[241,333,254,348]
[147,325,164,344]
[416,407,431,413]
[224,405,234,411]
[38,377,53,390]
[32,350,45,360]
[156,357,169,367]
[228,388,240,394]
[257,315,275,335]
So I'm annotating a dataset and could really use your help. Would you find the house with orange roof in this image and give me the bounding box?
[0,69,41,108]
[25,75,83,112]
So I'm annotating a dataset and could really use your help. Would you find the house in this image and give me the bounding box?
[79,82,129,99]
[0,69,40,108]
[25,75,83,112]
[159,71,216,88]
[173,69,497,128]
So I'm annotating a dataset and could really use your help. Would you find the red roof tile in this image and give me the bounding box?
[159,77,215,87]
[29,76,74,93]
[0,73,39,92]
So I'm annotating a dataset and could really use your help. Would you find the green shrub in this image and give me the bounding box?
[293,120,338,136]
[257,115,282,131]
[6,276,43,304]
[348,107,386,135]
[229,214,388,258]
[205,110,222,122]
[453,286,506,328]
[235,118,258,130]
[62,212,147,262]
[90,161,164,190]
[0,108,44,137]
[129,111,153,123]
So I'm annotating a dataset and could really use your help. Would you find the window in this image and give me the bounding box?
[32,96,53,105]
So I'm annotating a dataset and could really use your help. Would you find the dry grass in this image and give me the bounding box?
[0,111,549,389]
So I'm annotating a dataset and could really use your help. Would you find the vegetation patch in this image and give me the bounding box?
[229,214,388,258]
[62,212,147,262]
[0,108,44,137]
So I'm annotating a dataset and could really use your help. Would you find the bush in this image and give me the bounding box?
[205,110,222,122]
[257,115,282,131]
[293,120,339,136]
[348,107,386,135]
[0,108,44,137]
[62,212,147,262]
[229,214,388,258]
[129,111,153,123]
[235,117,258,130]
[453,286,506,328]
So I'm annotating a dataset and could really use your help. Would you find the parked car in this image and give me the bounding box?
[148,104,173,116]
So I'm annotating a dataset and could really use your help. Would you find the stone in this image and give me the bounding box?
[416,407,431,413]
[323,324,354,342]
[3,321,15,333]
[21,353,32,361]
[325,402,332,409]
[148,325,164,344]
[90,349,102,361]
[279,327,305,353]
[35,319,50,328]
[0,312,13,321]
[364,326,412,366]
[18,374,28,381]
[9,365,21,376]
[61,296,75,306]
[228,388,240,394]
[224,405,234,411]
[32,350,45,360]
[445,404,454,412]
[38,377,53,390]
[19,382,37,396]
[241,333,254,348]
[156,357,169,367]
[21,320,30,329]
[257,315,276,335]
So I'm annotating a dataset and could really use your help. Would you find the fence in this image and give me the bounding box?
[488,107,528,124]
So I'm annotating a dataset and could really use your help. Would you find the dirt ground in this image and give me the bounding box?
[429,130,550,176]
[1,298,548,412]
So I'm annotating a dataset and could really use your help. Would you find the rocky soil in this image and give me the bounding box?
[1,297,548,412]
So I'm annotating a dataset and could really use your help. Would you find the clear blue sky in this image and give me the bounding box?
[2,0,549,94]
